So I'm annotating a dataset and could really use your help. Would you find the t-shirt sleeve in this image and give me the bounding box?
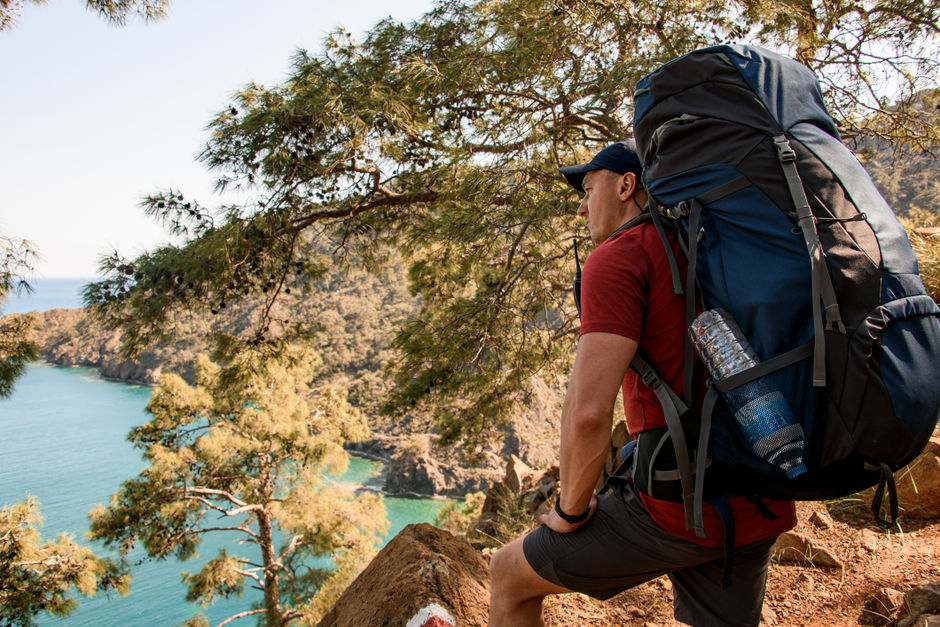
[578,237,648,341]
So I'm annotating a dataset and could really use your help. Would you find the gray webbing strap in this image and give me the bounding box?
[713,341,814,394]
[681,176,750,406]
[646,196,684,295]
[646,433,672,495]
[696,176,749,205]
[685,199,702,406]
[631,354,695,530]
[693,386,721,538]
[773,134,844,386]
[631,354,690,423]
[651,459,712,482]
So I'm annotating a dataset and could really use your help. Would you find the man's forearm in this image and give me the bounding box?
[557,391,613,516]
[555,332,637,519]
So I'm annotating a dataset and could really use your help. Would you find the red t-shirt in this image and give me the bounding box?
[579,221,795,547]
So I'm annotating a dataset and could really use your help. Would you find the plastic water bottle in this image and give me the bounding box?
[690,309,808,479]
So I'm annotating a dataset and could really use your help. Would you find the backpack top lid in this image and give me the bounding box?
[633,45,840,151]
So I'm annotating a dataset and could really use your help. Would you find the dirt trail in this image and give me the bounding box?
[539,500,940,626]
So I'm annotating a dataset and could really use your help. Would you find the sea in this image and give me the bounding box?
[2,277,90,315]
[0,279,449,625]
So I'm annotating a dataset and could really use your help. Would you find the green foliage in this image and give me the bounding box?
[0,313,38,399]
[433,491,485,536]
[0,234,39,399]
[0,0,169,30]
[471,484,533,550]
[88,347,387,626]
[0,497,128,627]
[86,0,940,454]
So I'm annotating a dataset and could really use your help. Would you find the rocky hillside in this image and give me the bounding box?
[323,426,940,626]
[8,302,566,499]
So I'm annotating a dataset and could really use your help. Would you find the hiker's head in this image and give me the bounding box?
[559,140,647,244]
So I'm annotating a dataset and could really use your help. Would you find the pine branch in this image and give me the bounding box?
[215,608,266,627]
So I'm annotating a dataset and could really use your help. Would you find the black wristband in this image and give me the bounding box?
[554,498,591,524]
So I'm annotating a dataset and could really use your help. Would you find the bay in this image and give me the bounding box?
[0,363,448,626]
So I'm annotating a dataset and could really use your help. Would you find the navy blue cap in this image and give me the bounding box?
[559,139,643,193]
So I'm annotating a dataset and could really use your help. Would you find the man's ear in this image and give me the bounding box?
[617,172,638,200]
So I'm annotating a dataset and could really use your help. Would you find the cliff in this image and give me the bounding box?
[8,304,566,499]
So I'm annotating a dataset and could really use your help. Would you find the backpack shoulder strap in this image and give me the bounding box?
[630,353,702,535]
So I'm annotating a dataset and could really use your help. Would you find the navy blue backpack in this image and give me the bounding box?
[628,45,940,529]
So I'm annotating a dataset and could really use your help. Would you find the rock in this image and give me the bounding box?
[318,523,489,627]
[810,510,834,530]
[505,454,534,494]
[899,614,940,627]
[761,604,777,625]
[385,445,448,496]
[893,432,940,519]
[624,605,646,618]
[771,531,842,569]
[654,575,672,591]
[606,421,632,471]
[908,582,940,617]
[480,482,502,515]
[406,603,456,627]
[866,587,907,624]
[861,529,882,553]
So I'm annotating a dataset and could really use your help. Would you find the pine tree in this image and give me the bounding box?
[0,234,38,399]
[0,497,128,627]
[87,345,387,626]
[85,0,940,452]
[0,0,169,30]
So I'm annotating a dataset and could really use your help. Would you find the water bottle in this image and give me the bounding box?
[690,309,808,479]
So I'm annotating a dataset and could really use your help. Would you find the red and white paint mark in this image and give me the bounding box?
[406,603,456,627]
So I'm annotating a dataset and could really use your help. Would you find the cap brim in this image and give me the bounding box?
[558,163,600,193]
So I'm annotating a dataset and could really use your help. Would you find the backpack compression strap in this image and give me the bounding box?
[772,134,845,386]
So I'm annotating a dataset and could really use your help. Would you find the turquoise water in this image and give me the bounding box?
[0,363,447,625]
[2,277,92,314]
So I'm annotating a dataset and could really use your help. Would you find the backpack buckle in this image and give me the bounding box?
[671,201,690,218]
[640,368,661,389]
[773,135,797,163]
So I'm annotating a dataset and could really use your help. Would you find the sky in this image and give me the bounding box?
[0,0,436,278]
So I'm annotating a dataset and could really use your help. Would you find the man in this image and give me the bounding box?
[488,140,795,627]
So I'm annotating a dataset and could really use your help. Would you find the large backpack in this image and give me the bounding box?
[628,44,940,529]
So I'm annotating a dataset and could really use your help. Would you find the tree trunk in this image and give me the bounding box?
[257,509,282,626]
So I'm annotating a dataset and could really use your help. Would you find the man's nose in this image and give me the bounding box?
[577,199,588,216]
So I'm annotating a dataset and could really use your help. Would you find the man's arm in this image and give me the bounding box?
[540,331,637,533]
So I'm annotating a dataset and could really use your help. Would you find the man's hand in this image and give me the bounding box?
[538,491,598,533]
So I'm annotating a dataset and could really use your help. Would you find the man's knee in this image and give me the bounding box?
[488,542,515,590]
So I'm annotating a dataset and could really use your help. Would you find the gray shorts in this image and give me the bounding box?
[522,482,777,627]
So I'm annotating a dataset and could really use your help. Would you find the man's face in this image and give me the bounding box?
[577,169,635,244]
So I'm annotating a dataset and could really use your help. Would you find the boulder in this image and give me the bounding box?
[908,582,940,618]
[893,431,940,519]
[474,458,558,539]
[505,454,534,494]
[386,447,448,496]
[318,523,489,627]
[809,510,834,530]
[604,420,632,477]
[771,531,842,569]
[480,459,557,516]
[899,615,940,627]
[865,587,906,624]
